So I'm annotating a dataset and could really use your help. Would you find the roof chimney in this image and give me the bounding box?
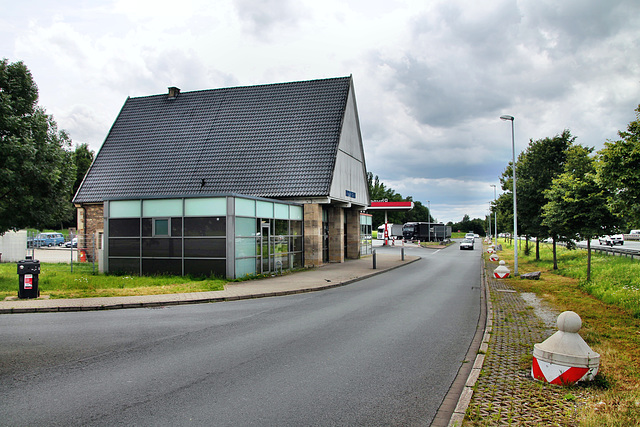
[168,86,180,99]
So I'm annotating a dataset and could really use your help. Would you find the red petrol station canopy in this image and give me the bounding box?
[368,201,414,210]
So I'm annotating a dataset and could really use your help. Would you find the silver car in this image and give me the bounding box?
[460,238,474,250]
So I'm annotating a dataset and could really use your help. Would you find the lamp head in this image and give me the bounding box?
[500,115,514,121]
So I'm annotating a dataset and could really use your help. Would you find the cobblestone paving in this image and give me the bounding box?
[463,272,585,426]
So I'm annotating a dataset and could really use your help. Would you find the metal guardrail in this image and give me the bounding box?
[575,243,640,260]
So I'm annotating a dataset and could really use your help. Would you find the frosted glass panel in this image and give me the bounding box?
[274,203,289,219]
[235,237,257,257]
[110,200,141,218]
[142,199,182,217]
[235,198,256,217]
[235,257,256,278]
[290,205,303,220]
[185,198,226,216]
[256,201,274,218]
[236,217,256,237]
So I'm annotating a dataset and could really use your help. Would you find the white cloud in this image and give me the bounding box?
[2,0,639,224]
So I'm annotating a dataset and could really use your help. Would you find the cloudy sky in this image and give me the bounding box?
[2,0,639,224]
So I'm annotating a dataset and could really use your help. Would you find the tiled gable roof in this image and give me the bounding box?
[73,76,352,203]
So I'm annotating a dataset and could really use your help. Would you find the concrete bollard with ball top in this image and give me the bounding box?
[532,311,600,385]
[493,260,510,279]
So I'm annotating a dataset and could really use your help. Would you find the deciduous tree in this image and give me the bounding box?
[0,59,76,233]
[542,145,618,280]
[597,105,640,228]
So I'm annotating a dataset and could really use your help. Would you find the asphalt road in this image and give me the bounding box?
[0,244,481,426]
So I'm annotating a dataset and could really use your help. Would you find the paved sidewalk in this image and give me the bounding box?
[0,253,420,314]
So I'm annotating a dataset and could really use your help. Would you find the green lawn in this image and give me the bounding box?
[495,239,640,317]
[1,263,226,299]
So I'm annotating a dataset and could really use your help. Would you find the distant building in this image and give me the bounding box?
[73,76,370,278]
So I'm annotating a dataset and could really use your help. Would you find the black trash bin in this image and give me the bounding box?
[18,256,40,299]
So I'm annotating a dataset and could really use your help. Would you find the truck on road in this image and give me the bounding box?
[377,223,403,240]
[403,222,452,242]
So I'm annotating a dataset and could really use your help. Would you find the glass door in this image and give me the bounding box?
[260,221,271,274]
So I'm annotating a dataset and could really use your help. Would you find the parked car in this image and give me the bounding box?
[630,230,640,235]
[598,234,624,246]
[64,237,78,248]
[31,232,65,247]
[460,238,474,250]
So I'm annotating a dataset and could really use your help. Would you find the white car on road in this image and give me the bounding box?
[598,234,624,246]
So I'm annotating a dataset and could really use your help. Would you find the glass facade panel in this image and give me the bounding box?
[110,219,140,237]
[184,259,225,278]
[274,219,288,236]
[142,259,182,276]
[292,252,303,269]
[184,217,226,236]
[109,258,140,274]
[142,199,182,217]
[290,205,303,220]
[274,203,289,219]
[109,238,140,257]
[235,237,256,257]
[290,220,302,236]
[256,201,274,218]
[291,236,303,252]
[171,217,182,236]
[110,200,141,218]
[236,217,256,237]
[184,238,226,258]
[235,198,256,217]
[142,238,182,257]
[185,197,226,216]
[235,257,256,278]
[272,236,288,254]
[142,218,152,237]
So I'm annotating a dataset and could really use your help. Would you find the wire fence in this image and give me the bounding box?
[25,231,103,273]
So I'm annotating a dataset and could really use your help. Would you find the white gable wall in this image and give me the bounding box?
[329,83,370,208]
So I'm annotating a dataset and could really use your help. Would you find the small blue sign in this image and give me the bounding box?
[346,190,356,198]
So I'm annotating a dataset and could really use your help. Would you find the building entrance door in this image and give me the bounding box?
[259,221,272,274]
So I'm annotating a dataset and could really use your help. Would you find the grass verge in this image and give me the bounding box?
[488,239,640,426]
[0,263,226,299]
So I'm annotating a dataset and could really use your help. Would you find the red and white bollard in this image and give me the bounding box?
[489,253,499,262]
[493,260,510,279]
[532,311,600,385]
[487,245,495,254]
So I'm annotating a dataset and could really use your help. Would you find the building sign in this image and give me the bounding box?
[368,201,414,210]
[345,190,356,198]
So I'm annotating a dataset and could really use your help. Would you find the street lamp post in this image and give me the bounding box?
[500,115,518,276]
[490,184,497,243]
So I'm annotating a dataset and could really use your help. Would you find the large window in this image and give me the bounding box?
[107,196,302,279]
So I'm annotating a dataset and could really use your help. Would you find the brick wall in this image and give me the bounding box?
[328,206,344,263]
[76,203,104,260]
[303,203,322,267]
[345,208,360,260]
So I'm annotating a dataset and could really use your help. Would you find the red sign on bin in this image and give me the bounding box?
[24,274,33,289]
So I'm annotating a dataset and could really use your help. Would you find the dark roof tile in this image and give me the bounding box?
[74,76,352,203]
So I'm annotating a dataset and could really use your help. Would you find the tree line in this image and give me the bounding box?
[492,107,640,280]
